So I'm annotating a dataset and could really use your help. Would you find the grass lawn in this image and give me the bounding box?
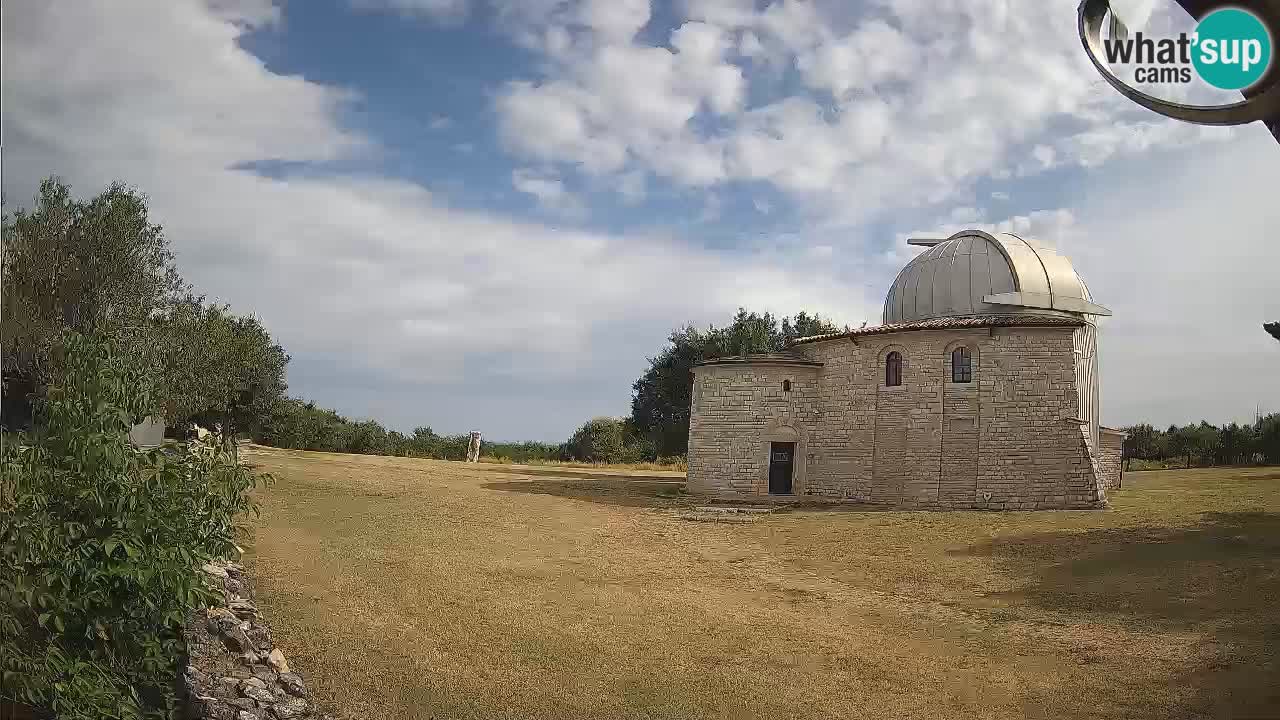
[243,448,1280,720]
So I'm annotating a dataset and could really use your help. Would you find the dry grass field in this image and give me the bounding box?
[242,448,1280,720]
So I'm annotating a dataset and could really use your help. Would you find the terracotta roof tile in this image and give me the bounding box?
[694,351,823,368]
[790,315,1084,345]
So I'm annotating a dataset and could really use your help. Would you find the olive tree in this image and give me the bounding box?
[2,178,185,428]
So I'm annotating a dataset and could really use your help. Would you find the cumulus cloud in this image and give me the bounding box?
[495,0,1236,227]
[5,0,1274,439]
[511,168,585,217]
[1,0,876,439]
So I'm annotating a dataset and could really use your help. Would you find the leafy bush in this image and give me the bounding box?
[0,333,265,718]
[563,417,654,464]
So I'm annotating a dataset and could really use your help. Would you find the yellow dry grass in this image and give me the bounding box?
[242,449,1280,720]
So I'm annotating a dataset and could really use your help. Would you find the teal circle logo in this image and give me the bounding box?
[1192,8,1273,90]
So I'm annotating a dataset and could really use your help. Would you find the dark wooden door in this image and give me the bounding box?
[768,442,795,495]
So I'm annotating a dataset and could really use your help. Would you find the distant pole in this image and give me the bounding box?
[466,431,482,463]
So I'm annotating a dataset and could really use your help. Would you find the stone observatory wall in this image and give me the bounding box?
[1098,428,1126,490]
[687,363,821,496]
[182,559,331,720]
[686,325,1106,509]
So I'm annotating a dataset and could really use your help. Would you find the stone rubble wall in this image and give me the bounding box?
[688,326,1106,509]
[183,560,333,720]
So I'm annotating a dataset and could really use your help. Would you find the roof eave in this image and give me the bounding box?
[790,315,1086,346]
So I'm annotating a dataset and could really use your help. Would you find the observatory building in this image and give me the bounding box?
[686,230,1125,509]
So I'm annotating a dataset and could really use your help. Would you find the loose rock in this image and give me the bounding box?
[246,623,273,651]
[272,697,310,719]
[278,672,307,697]
[242,684,275,704]
[207,607,238,633]
[266,648,290,673]
[230,600,260,619]
[225,624,253,653]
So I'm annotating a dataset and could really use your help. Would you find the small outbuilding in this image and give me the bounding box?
[686,229,1121,510]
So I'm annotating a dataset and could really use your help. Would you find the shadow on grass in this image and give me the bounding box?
[469,464,685,482]
[482,477,689,508]
[958,511,1280,719]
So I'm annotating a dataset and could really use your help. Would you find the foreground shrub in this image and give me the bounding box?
[563,417,654,464]
[0,334,264,718]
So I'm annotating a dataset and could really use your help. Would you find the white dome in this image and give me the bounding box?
[883,230,1110,325]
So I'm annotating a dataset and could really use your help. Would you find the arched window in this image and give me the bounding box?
[782,379,792,393]
[951,346,973,383]
[885,351,902,387]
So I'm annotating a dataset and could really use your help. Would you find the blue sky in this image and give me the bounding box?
[3,0,1278,441]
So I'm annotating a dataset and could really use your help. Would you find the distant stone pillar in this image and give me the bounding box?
[466,431,482,462]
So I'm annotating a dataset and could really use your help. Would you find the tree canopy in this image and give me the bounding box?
[1123,416,1280,469]
[152,295,290,439]
[1,179,289,436]
[2,179,185,427]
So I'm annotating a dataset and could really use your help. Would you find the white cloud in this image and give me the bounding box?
[1,0,877,437]
[495,7,747,187]
[795,19,915,98]
[5,0,1274,439]
[511,167,584,217]
[1046,131,1280,425]
[494,0,1235,227]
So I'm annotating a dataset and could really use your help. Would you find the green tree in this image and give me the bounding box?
[630,309,845,457]
[1,178,185,428]
[1167,424,1193,469]
[1121,423,1158,470]
[1257,413,1280,465]
[1193,421,1221,466]
[564,417,651,463]
[153,296,289,442]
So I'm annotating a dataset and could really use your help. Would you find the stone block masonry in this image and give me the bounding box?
[687,325,1106,510]
[1098,428,1126,490]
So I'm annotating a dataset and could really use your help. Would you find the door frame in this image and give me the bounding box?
[768,441,796,495]
[759,422,807,495]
